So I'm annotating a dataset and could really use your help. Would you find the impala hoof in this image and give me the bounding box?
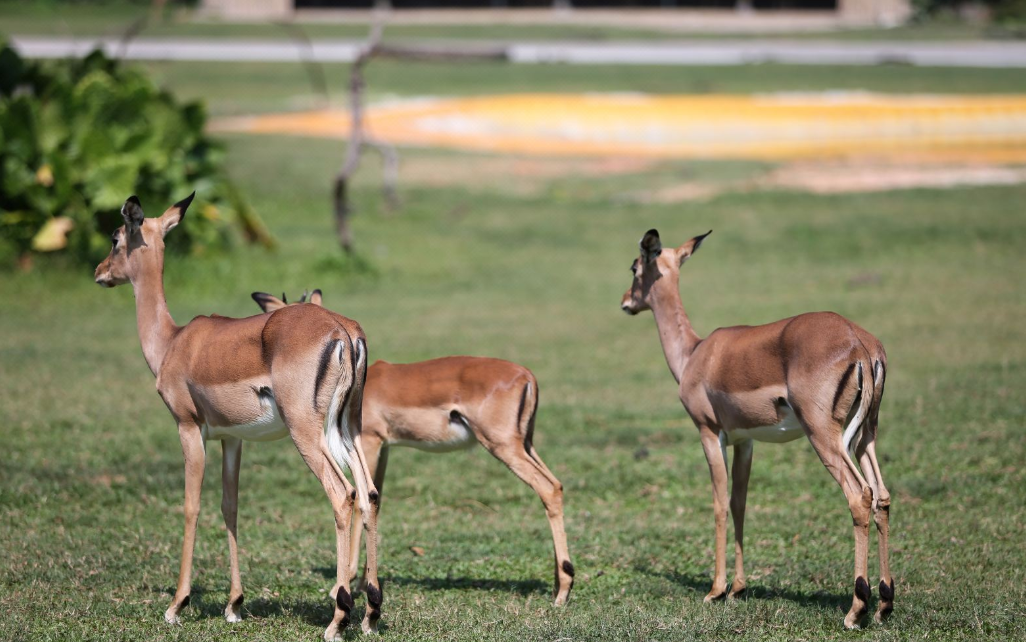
[843,609,867,630]
[323,624,344,642]
[703,588,727,603]
[225,610,242,624]
[361,619,379,635]
[164,610,181,626]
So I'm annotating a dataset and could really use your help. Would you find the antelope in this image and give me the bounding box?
[620,229,892,628]
[94,195,384,639]
[252,289,575,606]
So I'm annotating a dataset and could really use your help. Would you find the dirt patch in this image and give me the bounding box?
[640,159,1026,202]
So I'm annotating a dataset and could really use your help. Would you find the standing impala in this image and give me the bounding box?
[94,195,384,639]
[252,290,575,606]
[621,229,892,628]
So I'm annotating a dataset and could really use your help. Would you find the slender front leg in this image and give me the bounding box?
[221,438,244,623]
[729,440,753,598]
[165,422,205,625]
[699,426,730,602]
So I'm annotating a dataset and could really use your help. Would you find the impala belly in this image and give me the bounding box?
[386,408,477,453]
[199,383,289,442]
[705,386,806,447]
[721,405,805,446]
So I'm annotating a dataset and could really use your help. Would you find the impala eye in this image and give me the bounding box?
[111,232,119,248]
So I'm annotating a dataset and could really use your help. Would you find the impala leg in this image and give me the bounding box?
[165,423,205,625]
[298,439,357,641]
[490,444,574,606]
[729,440,753,599]
[859,437,893,623]
[699,426,730,602]
[351,432,383,634]
[221,438,244,623]
[804,422,873,629]
[350,437,386,593]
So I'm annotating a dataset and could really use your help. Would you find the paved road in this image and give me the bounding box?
[11,35,1026,68]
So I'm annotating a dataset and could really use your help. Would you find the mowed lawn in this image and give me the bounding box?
[1,61,1024,642]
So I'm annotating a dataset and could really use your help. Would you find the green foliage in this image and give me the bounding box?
[0,43,262,267]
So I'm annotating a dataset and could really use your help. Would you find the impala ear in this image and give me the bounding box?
[252,291,287,313]
[310,289,323,306]
[677,230,712,265]
[160,191,195,236]
[640,229,662,264]
[121,196,144,235]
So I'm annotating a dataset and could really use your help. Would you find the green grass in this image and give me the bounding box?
[0,1,1010,42]
[1,61,1025,641]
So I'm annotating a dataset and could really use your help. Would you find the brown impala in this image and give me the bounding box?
[621,229,892,629]
[94,195,383,639]
[253,290,575,606]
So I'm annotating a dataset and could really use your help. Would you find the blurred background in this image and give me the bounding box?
[2,1,1024,641]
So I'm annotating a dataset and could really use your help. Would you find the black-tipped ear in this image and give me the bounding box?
[310,289,323,306]
[160,191,194,236]
[252,291,288,313]
[640,229,662,264]
[173,191,196,219]
[678,230,712,265]
[122,196,145,233]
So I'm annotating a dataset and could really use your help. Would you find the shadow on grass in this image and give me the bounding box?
[314,567,547,598]
[389,575,548,597]
[637,567,851,612]
[155,585,352,631]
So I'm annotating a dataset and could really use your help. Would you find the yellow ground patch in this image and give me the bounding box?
[214,93,1026,162]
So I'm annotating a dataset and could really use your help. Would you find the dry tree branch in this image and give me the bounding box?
[331,24,511,253]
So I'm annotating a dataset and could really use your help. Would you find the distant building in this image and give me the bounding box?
[201,0,911,29]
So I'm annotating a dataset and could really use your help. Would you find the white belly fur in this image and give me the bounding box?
[722,405,805,446]
[390,416,476,453]
[202,395,289,442]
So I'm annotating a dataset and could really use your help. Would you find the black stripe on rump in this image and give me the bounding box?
[313,339,343,411]
[831,362,857,416]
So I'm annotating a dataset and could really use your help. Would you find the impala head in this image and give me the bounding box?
[94,193,195,288]
[621,228,712,315]
[251,289,323,313]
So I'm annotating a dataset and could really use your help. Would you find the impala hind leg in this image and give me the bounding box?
[698,426,730,602]
[803,419,874,629]
[729,440,753,599]
[220,438,245,623]
[349,432,383,634]
[489,443,574,605]
[349,437,387,593]
[289,426,358,640]
[165,423,206,625]
[858,435,893,623]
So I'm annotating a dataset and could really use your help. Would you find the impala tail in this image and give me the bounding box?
[323,334,372,516]
[841,356,874,457]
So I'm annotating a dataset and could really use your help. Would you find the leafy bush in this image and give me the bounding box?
[0,43,270,268]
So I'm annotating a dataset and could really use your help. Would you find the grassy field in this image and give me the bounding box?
[1,59,1025,642]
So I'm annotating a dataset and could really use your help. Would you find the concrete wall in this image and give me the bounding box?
[200,1,913,28]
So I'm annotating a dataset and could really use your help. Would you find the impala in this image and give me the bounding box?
[253,290,575,605]
[621,229,892,628]
[94,195,383,639]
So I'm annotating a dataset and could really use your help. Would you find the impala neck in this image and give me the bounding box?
[651,280,701,384]
[131,253,178,377]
